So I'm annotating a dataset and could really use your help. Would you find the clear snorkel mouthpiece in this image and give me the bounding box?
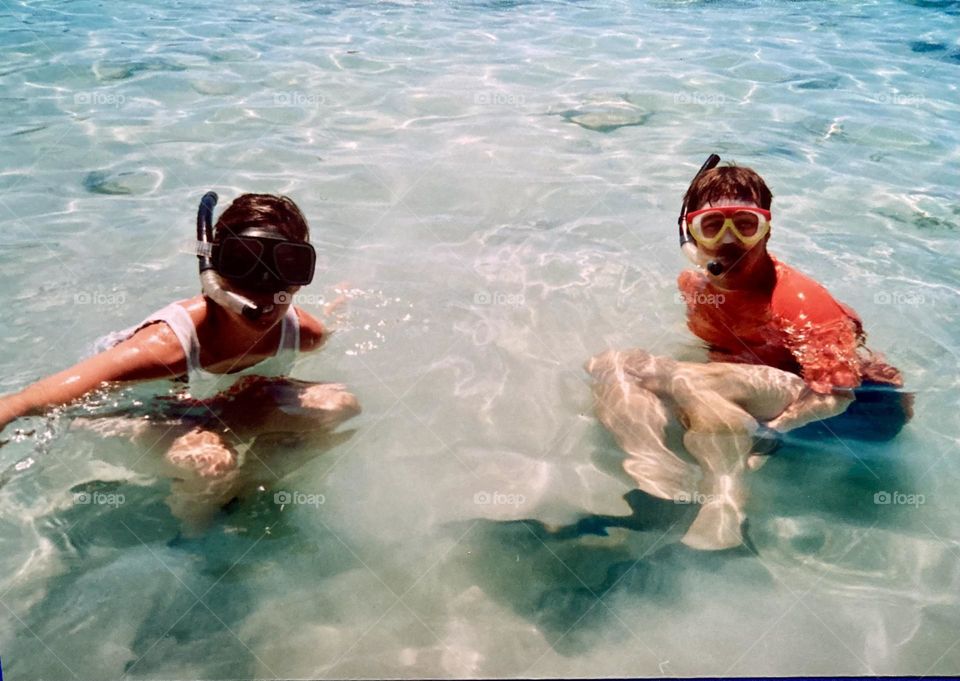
[678,153,722,272]
[196,191,271,321]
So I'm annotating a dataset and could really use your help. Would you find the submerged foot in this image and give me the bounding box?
[681,497,746,550]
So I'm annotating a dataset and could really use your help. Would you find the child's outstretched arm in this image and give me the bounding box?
[0,322,186,431]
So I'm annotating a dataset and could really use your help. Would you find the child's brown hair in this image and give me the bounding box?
[214,194,310,243]
[684,165,773,212]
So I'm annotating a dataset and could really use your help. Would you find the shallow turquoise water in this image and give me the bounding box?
[1,0,959,677]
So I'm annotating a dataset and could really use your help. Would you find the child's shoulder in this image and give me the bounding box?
[771,258,852,325]
[110,298,203,370]
[171,295,209,325]
[293,306,327,352]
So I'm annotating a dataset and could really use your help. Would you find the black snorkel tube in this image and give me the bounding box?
[196,191,271,321]
[678,153,724,276]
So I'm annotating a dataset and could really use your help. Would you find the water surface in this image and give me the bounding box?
[1,0,958,677]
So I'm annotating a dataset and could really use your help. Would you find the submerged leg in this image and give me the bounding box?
[587,351,701,501]
[670,361,806,422]
[588,350,808,551]
[218,378,361,436]
[670,375,759,550]
[665,361,804,549]
[155,427,241,531]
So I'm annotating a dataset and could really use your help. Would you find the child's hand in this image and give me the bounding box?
[324,281,352,317]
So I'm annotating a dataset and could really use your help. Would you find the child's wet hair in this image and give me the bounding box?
[684,165,773,212]
[214,194,310,243]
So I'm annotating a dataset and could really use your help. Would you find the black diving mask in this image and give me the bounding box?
[212,228,316,293]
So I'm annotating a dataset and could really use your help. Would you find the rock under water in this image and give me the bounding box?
[82,169,161,195]
[92,58,187,82]
[558,109,651,133]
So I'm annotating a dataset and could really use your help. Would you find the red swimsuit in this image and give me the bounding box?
[678,256,903,394]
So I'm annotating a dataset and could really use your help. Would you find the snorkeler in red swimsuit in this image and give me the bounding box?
[675,156,911,439]
[585,157,911,549]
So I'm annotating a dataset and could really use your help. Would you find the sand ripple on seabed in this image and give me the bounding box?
[751,516,960,661]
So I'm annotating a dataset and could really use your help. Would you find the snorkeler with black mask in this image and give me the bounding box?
[0,192,360,480]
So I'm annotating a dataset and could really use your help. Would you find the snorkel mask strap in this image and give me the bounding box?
[196,191,270,321]
[677,153,721,267]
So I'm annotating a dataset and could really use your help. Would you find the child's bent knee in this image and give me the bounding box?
[166,428,238,478]
[299,384,361,415]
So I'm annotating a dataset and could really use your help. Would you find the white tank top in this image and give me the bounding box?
[92,301,300,400]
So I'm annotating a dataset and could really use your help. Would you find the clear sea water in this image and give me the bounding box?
[1,0,959,678]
